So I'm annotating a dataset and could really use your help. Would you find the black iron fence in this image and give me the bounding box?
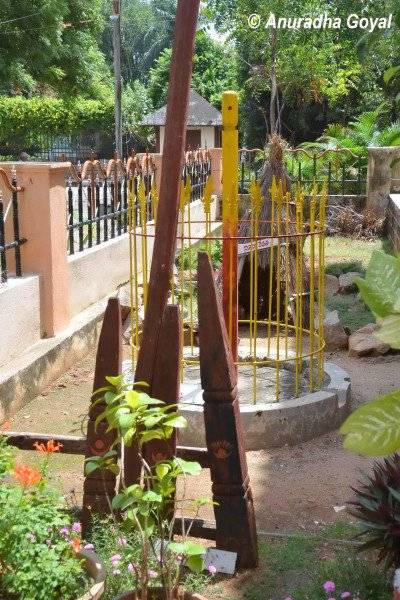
[239,148,367,197]
[0,169,26,283]
[183,150,211,202]
[67,151,212,255]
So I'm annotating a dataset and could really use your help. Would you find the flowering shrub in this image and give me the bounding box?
[284,580,361,599]
[0,433,89,600]
[88,516,214,600]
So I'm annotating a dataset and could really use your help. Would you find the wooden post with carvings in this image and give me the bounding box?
[82,298,122,530]
[144,305,182,467]
[197,252,258,569]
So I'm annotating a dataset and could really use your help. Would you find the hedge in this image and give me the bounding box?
[0,96,114,144]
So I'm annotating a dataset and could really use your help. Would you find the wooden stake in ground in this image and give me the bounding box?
[124,0,200,485]
[198,252,258,569]
[82,298,122,531]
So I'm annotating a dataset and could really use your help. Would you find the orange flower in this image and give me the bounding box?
[33,439,63,454]
[13,464,41,487]
[71,538,81,553]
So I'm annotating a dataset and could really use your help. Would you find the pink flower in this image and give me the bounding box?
[283,597,293,600]
[111,554,122,564]
[59,527,69,536]
[148,569,158,578]
[341,594,351,599]
[128,563,135,573]
[208,564,217,575]
[72,522,81,533]
[117,537,127,546]
[84,543,94,550]
[323,581,335,593]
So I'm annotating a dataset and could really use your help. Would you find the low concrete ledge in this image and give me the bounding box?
[178,362,351,450]
[0,298,106,422]
[0,275,41,367]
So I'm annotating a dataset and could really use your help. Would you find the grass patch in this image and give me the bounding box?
[326,294,374,333]
[204,528,391,600]
[294,555,390,600]
[304,236,389,277]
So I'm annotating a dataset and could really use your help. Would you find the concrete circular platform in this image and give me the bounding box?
[179,362,351,450]
[122,360,351,451]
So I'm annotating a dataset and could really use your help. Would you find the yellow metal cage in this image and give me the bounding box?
[127,169,327,404]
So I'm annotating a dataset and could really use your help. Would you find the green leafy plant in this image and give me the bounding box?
[340,250,400,456]
[85,375,214,600]
[176,240,222,272]
[0,437,89,600]
[348,453,400,569]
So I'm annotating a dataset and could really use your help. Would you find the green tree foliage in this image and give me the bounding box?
[122,80,153,135]
[101,0,177,84]
[205,0,400,146]
[148,30,237,109]
[0,0,110,98]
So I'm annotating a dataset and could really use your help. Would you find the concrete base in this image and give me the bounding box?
[0,298,106,422]
[177,362,351,450]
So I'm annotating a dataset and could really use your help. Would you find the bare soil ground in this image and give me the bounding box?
[8,345,400,534]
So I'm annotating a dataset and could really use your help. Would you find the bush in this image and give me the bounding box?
[0,96,114,149]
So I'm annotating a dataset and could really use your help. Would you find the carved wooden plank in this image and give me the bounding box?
[145,305,182,466]
[197,252,258,569]
[82,297,122,529]
[5,432,87,455]
[126,0,200,478]
[124,305,182,486]
[4,432,211,467]
[173,518,217,541]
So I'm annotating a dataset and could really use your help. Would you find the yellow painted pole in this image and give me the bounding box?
[222,91,239,362]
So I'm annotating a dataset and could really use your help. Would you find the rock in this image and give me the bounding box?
[348,323,391,357]
[323,310,349,351]
[325,274,339,296]
[338,271,362,294]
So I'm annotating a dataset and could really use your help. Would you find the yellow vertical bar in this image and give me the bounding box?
[222,91,239,362]
[284,192,290,359]
[267,177,277,357]
[138,178,148,308]
[179,180,186,382]
[309,187,316,392]
[275,180,283,401]
[318,186,327,386]
[185,178,195,354]
[294,187,302,396]
[128,176,136,372]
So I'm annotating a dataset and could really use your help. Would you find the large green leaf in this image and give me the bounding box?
[376,314,400,349]
[356,251,400,318]
[186,554,205,573]
[173,458,202,476]
[340,390,400,455]
[163,415,188,429]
